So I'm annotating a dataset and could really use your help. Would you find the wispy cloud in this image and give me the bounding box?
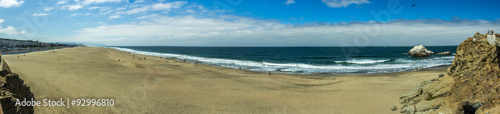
[108,14,121,19]
[87,6,110,11]
[284,0,295,5]
[321,0,369,8]
[81,0,122,5]
[121,5,150,14]
[132,0,144,3]
[32,13,49,16]
[57,0,67,5]
[68,14,500,46]
[61,0,122,11]
[65,4,83,11]
[151,1,187,10]
[70,13,91,17]
[44,7,54,11]
[0,25,20,35]
[0,18,32,39]
[0,0,24,8]
[115,1,188,15]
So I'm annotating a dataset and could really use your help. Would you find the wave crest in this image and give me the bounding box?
[111,47,455,75]
[334,59,392,64]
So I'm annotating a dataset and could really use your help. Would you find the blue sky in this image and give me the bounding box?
[0,0,499,46]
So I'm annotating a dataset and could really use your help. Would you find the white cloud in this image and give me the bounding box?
[117,1,188,15]
[44,7,54,11]
[61,0,121,11]
[121,6,149,14]
[133,0,144,3]
[70,13,91,17]
[88,6,100,10]
[136,14,160,19]
[70,13,79,16]
[0,0,24,8]
[32,13,49,16]
[99,10,113,15]
[115,7,125,11]
[109,14,121,19]
[285,0,295,5]
[57,0,67,5]
[0,25,19,35]
[81,0,122,5]
[321,0,369,8]
[0,19,31,38]
[88,6,111,12]
[68,15,500,46]
[151,1,187,10]
[65,4,83,10]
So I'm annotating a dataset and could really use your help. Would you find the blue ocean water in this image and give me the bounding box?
[111,46,457,75]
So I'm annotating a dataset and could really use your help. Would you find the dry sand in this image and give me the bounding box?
[2,47,445,113]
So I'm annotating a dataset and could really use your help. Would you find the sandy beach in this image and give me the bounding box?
[1,46,445,113]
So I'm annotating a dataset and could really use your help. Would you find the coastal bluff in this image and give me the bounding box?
[399,32,500,113]
[0,55,35,114]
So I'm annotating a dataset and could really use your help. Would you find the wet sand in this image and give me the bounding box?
[2,46,444,113]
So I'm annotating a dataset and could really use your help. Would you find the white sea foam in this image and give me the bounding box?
[111,47,455,74]
[334,59,391,64]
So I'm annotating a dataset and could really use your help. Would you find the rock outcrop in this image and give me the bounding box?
[436,51,452,55]
[399,76,454,113]
[400,32,500,113]
[407,45,434,57]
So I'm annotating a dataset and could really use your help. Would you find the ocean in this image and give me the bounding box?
[111,46,457,75]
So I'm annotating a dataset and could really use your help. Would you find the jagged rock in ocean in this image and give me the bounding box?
[407,45,434,57]
[436,51,452,55]
[399,32,500,114]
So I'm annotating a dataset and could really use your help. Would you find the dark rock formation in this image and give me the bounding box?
[407,45,434,57]
[496,33,500,70]
[400,32,500,113]
[0,57,35,114]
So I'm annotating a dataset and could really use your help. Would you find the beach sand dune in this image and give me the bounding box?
[2,47,443,113]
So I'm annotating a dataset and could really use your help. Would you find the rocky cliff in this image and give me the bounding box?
[399,32,500,113]
[0,56,35,114]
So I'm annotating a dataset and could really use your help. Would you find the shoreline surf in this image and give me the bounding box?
[109,46,455,75]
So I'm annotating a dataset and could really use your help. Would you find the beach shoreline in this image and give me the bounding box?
[2,46,446,113]
[110,46,453,76]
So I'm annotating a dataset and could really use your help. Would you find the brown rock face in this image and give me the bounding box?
[447,32,499,76]
[400,32,500,113]
[497,33,500,69]
[448,32,500,112]
[0,58,35,114]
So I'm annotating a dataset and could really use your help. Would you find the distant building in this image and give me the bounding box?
[487,30,496,46]
[0,38,74,52]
